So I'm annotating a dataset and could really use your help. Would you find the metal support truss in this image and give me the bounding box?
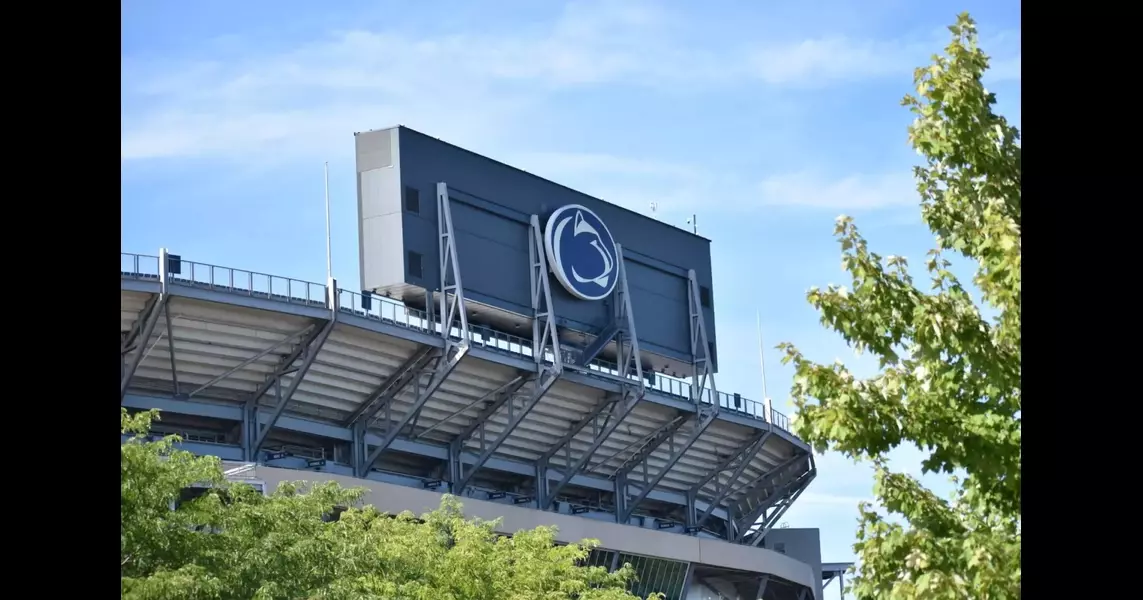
[245,319,335,458]
[538,388,641,509]
[451,215,564,495]
[529,214,562,372]
[745,470,814,547]
[731,458,816,545]
[355,350,466,477]
[725,452,808,515]
[353,183,471,477]
[690,430,771,497]
[687,269,717,406]
[163,296,180,395]
[343,346,435,427]
[452,371,558,494]
[187,325,316,399]
[121,295,164,399]
[436,182,471,349]
[447,375,528,484]
[585,267,722,521]
[614,404,717,522]
[692,430,773,529]
[538,242,644,508]
[243,276,340,458]
[412,376,523,441]
[121,248,178,400]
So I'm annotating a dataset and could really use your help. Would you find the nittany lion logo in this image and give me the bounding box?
[544,204,619,301]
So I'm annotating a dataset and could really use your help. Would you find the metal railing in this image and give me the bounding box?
[121,252,793,433]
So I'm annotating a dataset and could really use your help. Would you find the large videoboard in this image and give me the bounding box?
[356,126,717,373]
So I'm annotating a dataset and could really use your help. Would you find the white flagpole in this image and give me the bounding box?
[324,161,333,281]
[757,312,772,423]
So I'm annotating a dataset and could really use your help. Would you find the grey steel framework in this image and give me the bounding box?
[821,563,854,600]
[119,181,816,546]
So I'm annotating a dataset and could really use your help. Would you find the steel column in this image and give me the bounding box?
[187,325,315,399]
[529,214,562,371]
[611,245,644,387]
[691,430,771,495]
[454,371,559,494]
[356,346,466,477]
[729,453,811,519]
[539,388,641,509]
[436,182,470,347]
[687,269,717,406]
[163,301,180,395]
[447,374,529,486]
[539,242,643,508]
[617,406,716,522]
[343,346,435,427]
[250,319,336,454]
[747,476,812,547]
[736,468,815,544]
[693,431,773,528]
[120,296,165,400]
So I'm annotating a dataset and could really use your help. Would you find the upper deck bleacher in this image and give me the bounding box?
[120,250,815,546]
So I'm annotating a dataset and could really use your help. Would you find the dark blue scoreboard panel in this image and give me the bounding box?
[356,126,717,372]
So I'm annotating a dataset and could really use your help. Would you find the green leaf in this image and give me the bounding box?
[777,13,1020,600]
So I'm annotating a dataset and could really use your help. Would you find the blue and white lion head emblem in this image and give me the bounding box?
[543,204,619,301]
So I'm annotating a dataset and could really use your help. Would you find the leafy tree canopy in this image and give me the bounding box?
[121,409,650,600]
[778,13,1020,600]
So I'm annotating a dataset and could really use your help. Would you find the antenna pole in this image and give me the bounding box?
[691,214,698,234]
[324,161,333,281]
[757,312,772,423]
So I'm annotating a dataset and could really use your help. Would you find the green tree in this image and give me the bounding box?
[121,409,653,600]
[777,14,1020,600]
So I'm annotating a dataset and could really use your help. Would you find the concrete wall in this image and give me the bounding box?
[761,528,824,600]
[355,126,718,369]
[253,465,817,597]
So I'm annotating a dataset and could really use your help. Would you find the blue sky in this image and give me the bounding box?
[122,0,1020,594]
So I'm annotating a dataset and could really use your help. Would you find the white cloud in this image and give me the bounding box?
[750,38,914,87]
[121,0,1020,166]
[758,170,918,210]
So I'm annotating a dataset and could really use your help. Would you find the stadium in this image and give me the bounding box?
[120,126,851,600]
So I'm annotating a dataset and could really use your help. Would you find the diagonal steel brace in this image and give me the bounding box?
[745,469,815,546]
[250,319,335,454]
[343,346,436,427]
[121,295,167,400]
[454,369,559,494]
[734,458,813,536]
[619,405,717,521]
[356,343,469,477]
[691,430,771,495]
[540,387,642,509]
[693,431,774,528]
